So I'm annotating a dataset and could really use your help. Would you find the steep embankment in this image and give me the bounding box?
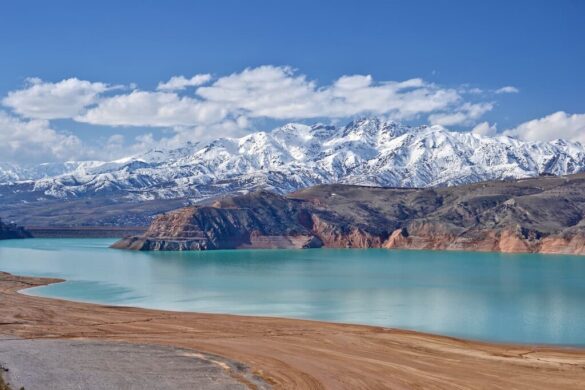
[0,219,31,240]
[113,173,585,255]
[113,192,321,250]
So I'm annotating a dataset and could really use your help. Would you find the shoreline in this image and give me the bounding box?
[1,272,584,388]
[20,277,585,350]
[7,235,585,257]
[26,226,147,239]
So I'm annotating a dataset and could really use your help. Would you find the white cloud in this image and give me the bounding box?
[2,78,111,119]
[197,65,461,120]
[58,66,468,129]
[333,74,373,90]
[196,66,319,118]
[156,74,212,91]
[495,86,519,94]
[77,91,228,127]
[0,66,507,161]
[471,121,498,136]
[429,102,494,126]
[0,110,83,163]
[503,111,585,143]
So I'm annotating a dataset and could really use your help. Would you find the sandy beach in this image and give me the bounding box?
[1,271,584,389]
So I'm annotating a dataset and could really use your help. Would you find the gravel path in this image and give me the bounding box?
[0,336,265,390]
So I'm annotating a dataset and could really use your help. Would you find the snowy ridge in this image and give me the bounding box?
[2,118,585,201]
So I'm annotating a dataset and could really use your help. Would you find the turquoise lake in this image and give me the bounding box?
[1,238,584,346]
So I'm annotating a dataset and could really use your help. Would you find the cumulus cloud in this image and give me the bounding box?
[0,110,83,163]
[196,66,319,118]
[197,66,461,120]
[495,86,519,94]
[0,66,506,163]
[471,121,498,136]
[2,77,112,119]
[156,74,212,91]
[428,102,494,126]
[21,65,471,129]
[77,91,228,127]
[503,111,585,143]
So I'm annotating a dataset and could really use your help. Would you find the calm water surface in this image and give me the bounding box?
[1,238,584,346]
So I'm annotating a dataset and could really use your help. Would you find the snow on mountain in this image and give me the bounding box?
[0,161,105,183]
[2,118,585,201]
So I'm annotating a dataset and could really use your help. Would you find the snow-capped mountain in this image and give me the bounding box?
[2,118,585,202]
[0,161,104,183]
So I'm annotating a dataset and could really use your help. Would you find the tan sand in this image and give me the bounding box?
[1,271,584,389]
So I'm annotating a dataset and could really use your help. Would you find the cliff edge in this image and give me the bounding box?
[112,173,585,255]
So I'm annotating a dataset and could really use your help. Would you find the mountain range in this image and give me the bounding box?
[2,117,585,226]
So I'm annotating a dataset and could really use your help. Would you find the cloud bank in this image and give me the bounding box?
[0,65,580,164]
[0,111,82,164]
[504,111,585,144]
[3,66,484,130]
[3,77,112,119]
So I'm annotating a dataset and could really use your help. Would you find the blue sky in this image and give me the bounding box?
[0,0,584,163]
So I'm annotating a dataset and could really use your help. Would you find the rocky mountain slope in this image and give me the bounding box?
[113,173,585,255]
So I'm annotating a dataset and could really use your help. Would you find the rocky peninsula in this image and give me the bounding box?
[112,173,585,255]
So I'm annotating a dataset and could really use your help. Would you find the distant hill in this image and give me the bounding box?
[113,173,585,255]
[0,219,31,240]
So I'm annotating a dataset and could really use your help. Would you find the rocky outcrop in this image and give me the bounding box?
[0,219,31,240]
[383,225,537,253]
[112,192,322,250]
[309,215,388,248]
[113,173,585,255]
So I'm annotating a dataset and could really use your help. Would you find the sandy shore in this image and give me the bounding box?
[1,272,584,389]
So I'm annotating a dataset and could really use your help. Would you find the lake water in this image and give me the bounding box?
[1,238,584,346]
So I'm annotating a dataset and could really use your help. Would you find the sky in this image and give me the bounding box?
[0,0,584,164]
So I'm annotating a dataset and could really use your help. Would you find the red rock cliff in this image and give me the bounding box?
[113,174,585,255]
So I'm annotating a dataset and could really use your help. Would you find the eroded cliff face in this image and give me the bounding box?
[383,224,540,253]
[112,173,585,255]
[112,192,322,251]
[309,215,388,248]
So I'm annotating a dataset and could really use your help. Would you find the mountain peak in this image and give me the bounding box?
[1,117,585,205]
